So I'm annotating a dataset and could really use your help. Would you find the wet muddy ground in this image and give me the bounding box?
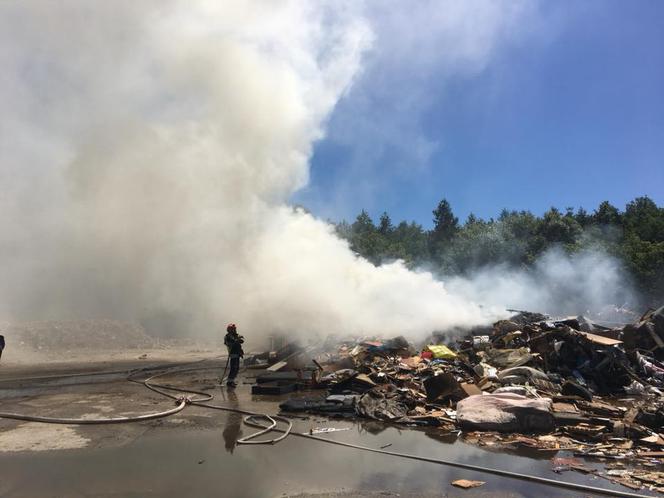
[0,358,659,497]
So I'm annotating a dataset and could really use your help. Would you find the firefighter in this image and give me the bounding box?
[223,323,244,388]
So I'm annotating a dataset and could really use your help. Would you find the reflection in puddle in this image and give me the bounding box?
[0,384,657,498]
[221,389,242,454]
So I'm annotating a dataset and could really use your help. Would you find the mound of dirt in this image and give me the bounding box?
[0,319,157,352]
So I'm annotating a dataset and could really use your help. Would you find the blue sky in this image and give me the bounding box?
[293,1,664,228]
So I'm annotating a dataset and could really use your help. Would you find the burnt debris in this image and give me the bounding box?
[246,307,664,492]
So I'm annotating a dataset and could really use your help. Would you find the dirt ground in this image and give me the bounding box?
[0,356,227,450]
[0,317,225,368]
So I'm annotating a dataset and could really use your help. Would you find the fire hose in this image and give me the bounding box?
[0,362,654,497]
[0,360,290,444]
[0,400,187,424]
[0,361,215,425]
[219,356,230,384]
[193,398,653,498]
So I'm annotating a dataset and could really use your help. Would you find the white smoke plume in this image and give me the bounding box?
[0,1,500,341]
[445,248,637,320]
[0,2,634,345]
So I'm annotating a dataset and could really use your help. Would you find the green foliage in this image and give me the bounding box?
[431,199,459,243]
[392,221,428,267]
[574,207,592,228]
[534,207,582,255]
[621,197,664,301]
[334,197,664,304]
[622,235,664,300]
[378,212,393,236]
[624,196,664,242]
[593,201,622,226]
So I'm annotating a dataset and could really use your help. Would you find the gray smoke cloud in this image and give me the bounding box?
[0,2,634,344]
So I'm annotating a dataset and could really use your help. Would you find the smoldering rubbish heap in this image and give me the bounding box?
[246,306,664,492]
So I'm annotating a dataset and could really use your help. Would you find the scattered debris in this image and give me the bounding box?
[451,479,485,489]
[249,305,664,493]
[456,393,554,433]
[251,381,296,395]
[306,427,350,435]
[266,360,288,372]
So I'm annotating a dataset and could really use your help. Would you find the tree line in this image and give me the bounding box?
[335,196,664,306]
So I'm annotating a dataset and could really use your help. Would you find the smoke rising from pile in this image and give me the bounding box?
[445,248,636,319]
[0,2,633,342]
[0,1,495,339]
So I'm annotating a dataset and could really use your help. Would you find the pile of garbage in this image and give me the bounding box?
[265,306,664,492]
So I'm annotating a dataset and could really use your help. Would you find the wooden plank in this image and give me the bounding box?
[267,361,288,372]
[552,402,578,413]
[460,383,482,397]
[638,451,664,458]
[646,323,664,348]
[578,331,622,346]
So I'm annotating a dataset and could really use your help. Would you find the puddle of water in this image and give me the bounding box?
[0,408,654,498]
